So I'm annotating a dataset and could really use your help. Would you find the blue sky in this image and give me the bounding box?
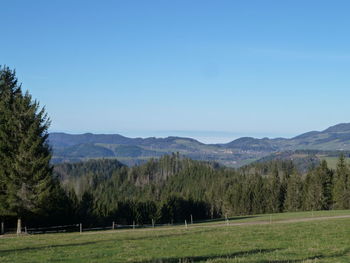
[2,1,350,143]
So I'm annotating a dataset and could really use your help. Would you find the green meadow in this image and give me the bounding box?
[1,210,350,263]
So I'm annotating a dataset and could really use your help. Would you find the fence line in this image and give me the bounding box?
[0,215,236,235]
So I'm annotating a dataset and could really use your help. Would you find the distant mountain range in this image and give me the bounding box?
[49,123,350,167]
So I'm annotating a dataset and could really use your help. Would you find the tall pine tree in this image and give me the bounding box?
[0,66,56,231]
[285,172,303,212]
[267,166,282,213]
[317,160,333,210]
[333,155,350,209]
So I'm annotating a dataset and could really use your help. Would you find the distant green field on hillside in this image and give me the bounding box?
[1,210,350,263]
[320,156,350,169]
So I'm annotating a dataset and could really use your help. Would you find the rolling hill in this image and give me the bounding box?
[49,123,350,167]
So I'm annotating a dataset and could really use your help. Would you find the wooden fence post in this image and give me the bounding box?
[152,219,155,228]
[112,221,115,230]
[1,222,4,235]
[17,219,21,235]
[185,220,188,229]
[80,223,82,233]
[190,214,193,224]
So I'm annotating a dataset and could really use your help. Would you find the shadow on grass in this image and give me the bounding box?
[122,228,220,242]
[257,255,324,263]
[133,248,282,263]
[0,240,105,254]
[134,247,350,263]
[257,247,350,263]
[0,228,220,255]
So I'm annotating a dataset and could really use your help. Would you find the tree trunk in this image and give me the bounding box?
[16,218,21,235]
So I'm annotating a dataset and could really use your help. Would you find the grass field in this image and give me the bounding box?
[1,210,350,263]
[320,156,350,170]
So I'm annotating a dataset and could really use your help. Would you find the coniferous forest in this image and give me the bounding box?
[1,66,350,229]
[53,153,350,227]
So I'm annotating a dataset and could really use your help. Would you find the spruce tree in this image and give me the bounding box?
[318,160,333,210]
[0,67,22,219]
[267,166,282,213]
[284,172,303,212]
[0,66,55,231]
[333,155,350,209]
[250,173,266,214]
[303,171,323,211]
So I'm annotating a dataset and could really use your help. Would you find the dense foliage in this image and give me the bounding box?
[0,67,72,228]
[54,153,350,227]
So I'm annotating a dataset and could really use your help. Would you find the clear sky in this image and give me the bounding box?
[2,1,350,143]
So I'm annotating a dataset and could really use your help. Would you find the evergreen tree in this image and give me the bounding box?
[333,155,350,209]
[226,180,244,215]
[267,166,282,213]
[284,172,303,211]
[303,171,323,211]
[250,174,266,214]
[0,67,22,218]
[78,192,95,226]
[317,160,333,210]
[0,66,56,231]
[302,160,332,211]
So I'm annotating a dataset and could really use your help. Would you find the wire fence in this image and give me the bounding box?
[0,216,231,235]
[1,211,346,236]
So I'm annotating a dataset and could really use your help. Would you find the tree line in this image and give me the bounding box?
[53,153,350,227]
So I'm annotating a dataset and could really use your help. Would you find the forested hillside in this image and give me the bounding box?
[49,123,350,167]
[53,153,350,227]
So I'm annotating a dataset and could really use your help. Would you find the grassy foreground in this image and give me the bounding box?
[1,211,350,263]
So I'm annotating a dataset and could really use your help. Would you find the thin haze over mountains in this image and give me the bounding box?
[50,122,350,167]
